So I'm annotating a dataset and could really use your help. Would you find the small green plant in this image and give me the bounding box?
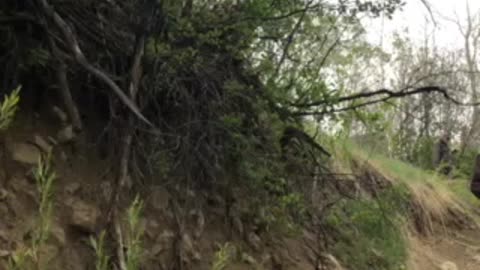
[31,152,56,258]
[7,248,32,270]
[124,195,145,270]
[211,243,235,270]
[0,85,21,130]
[7,153,56,270]
[326,185,409,270]
[90,231,110,270]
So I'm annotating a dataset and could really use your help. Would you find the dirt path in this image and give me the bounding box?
[408,229,480,270]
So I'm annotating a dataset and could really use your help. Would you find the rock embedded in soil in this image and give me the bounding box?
[8,142,41,165]
[68,199,100,233]
[57,125,75,143]
[153,230,175,255]
[65,182,81,195]
[0,249,10,258]
[242,253,257,265]
[34,135,53,153]
[50,223,67,246]
[440,261,458,270]
[0,189,8,201]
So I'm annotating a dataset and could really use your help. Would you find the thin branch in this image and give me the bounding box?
[37,0,152,126]
[292,86,480,116]
[419,0,437,25]
[272,0,313,79]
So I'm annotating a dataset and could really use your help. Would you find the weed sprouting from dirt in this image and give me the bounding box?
[211,242,235,270]
[7,152,56,270]
[326,185,410,270]
[124,195,145,270]
[90,231,110,270]
[0,85,21,131]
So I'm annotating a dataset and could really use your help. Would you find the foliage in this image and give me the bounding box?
[0,86,21,131]
[409,136,435,170]
[31,152,56,256]
[90,231,110,270]
[6,249,32,270]
[124,196,145,270]
[211,243,235,270]
[452,148,477,179]
[326,185,409,270]
[7,153,56,270]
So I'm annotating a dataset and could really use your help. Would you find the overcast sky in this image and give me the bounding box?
[364,0,480,50]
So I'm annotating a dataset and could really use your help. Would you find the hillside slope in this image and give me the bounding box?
[1,114,480,270]
[338,143,480,270]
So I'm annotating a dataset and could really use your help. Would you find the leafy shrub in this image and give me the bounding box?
[326,185,410,270]
[410,136,435,170]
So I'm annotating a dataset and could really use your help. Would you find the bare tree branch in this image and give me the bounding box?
[37,0,152,126]
[292,86,480,116]
[271,0,313,79]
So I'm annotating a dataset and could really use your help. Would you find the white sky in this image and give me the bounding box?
[364,0,480,50]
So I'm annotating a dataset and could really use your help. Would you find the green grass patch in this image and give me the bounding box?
[327,186,410,270]
[343,142,479,208]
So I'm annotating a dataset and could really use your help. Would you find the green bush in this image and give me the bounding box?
[452,148,477,179]
[410,136,435,170]
[326,185,409,270]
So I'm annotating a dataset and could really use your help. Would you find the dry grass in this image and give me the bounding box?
[333,140,477,235]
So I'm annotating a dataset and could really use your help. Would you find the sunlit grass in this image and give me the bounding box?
[342,140,478,206]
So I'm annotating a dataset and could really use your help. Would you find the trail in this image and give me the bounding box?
[409,229,480,270]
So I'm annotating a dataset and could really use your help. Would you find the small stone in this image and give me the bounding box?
[154,230,175,254]
[181,233,194,253]
[52,106,68,123]
[69,199,100,232]
[324,254,343,270]
[50,224,66,246]
[192,251,202,261]
[440,261,458,270]
[57,125,75,143]
[34,135,53,153]
[247,232,261,251]
[145,219,160,240]
[9,142,41,165]
[473,255,480,263]
[0,249,10,257]
[65,182,81,195]
[242,253,256,265]
[0,189,8,201]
